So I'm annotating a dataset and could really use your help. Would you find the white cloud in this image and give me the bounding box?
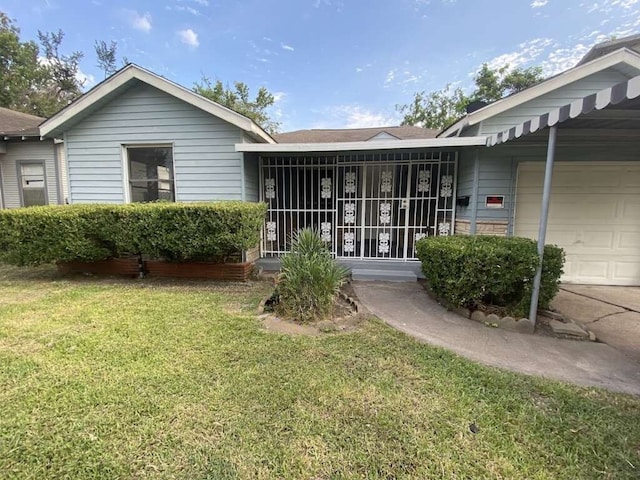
[281,44,294,51]
[178,28,199,47]
[383,66,422,90]
[530,0,548,7]
[483,37,554,73]
[193,0,209,4]
[384,69,396,86]
[76,69,96,87]
[167,4,201,16]
[122,9,152,33]
[540,44,590,75]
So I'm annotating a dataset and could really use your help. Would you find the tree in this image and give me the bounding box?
[0,12,40,113]
[397,63,544,129]
[31,29,84,116]
[396,84,468,132]
[95,40,117,77]
[193,76,280,134]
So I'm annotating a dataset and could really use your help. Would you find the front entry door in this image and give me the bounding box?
[336,159,455,259]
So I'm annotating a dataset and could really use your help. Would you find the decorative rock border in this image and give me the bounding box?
[452,307,535,334]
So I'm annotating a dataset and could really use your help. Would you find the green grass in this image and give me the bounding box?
[0,265,639,479]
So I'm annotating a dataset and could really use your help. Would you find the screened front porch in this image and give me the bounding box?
[259,150,458,261]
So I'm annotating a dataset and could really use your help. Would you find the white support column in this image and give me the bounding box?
[528,126,558,325]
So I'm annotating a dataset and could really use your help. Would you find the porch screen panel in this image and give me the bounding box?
[260,152,457,259]
[261,155,335,256]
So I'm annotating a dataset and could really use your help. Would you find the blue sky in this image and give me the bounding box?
[2,0,640,131]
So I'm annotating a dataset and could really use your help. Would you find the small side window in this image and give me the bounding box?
[20,163,47,207]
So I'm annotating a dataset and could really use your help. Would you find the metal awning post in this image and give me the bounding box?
[528,125,558,325]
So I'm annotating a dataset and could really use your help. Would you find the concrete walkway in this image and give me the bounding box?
[352,281,640,396]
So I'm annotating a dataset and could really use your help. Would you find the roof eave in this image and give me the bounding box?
[39,64,275,143]
[235,136,487,153]
[441,48,640,138]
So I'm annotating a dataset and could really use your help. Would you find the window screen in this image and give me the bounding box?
[127,146,175,202]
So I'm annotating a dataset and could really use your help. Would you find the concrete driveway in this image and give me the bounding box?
[551,285,640,362]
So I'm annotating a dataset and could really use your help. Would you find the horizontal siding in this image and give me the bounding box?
[455,150,475,220]
[241,135,260,202]
[65,83,246,203]
[479,70,630,135]
[0,140,58,208]
[475,151,514,221]
[473,140,640,235]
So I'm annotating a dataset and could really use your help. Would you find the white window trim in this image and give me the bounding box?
[121,143,177,203]
[17,160,48,207]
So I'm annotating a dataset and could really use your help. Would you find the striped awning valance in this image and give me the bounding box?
[487,74,640,146]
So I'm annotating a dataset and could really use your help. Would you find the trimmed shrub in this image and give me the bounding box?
[0,202,267,266]
[277,229,349,322]
[416,235,564,317]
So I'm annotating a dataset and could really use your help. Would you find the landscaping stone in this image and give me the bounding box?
[514,318,535,334]
[549,319,589,339]
[486,313,500,327]
[494,316,535,334]
[470,310,486,323]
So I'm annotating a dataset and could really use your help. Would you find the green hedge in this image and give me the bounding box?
[416,235,565,317]
[0,202,267,266]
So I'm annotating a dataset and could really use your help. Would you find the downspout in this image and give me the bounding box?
[528,125,558,325]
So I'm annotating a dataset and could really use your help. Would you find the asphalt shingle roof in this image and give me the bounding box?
[272,125,439,143]
[0,107,44,137]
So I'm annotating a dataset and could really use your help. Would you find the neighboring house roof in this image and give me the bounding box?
[486,74,640,146]
[39,64,275,143]
[0,107,44,137]
[272,126,438,143]
[577,34,640,66]
[439,47,640,137]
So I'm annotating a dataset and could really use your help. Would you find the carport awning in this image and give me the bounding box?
[487,74,640,146]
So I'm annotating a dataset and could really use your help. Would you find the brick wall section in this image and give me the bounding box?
[455,219,509,237]
[243,246,261,263]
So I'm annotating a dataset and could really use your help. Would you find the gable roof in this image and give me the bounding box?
[577,33,640,66]
[486,74,640,146]
[39,64,275,143]
[273,126,438,143]
[0,107,44,137]
[439,47,640,137]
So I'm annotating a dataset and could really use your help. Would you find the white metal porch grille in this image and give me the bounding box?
[260,151,457,260]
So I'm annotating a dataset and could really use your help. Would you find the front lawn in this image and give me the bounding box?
[1,265,639,479]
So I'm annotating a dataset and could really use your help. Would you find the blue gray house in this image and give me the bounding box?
[0,108,66,209]
[39,35,640,286]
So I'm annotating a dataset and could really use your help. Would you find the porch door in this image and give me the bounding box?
[336,161,453,259]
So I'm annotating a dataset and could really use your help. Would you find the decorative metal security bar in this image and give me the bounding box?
[259,151,457,260]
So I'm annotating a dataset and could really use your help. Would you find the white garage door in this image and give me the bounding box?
[515,162,640,285]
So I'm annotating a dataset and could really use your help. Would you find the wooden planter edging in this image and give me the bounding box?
[58,259,253,281]
[145,260,253,281]
[57,257,140,277]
